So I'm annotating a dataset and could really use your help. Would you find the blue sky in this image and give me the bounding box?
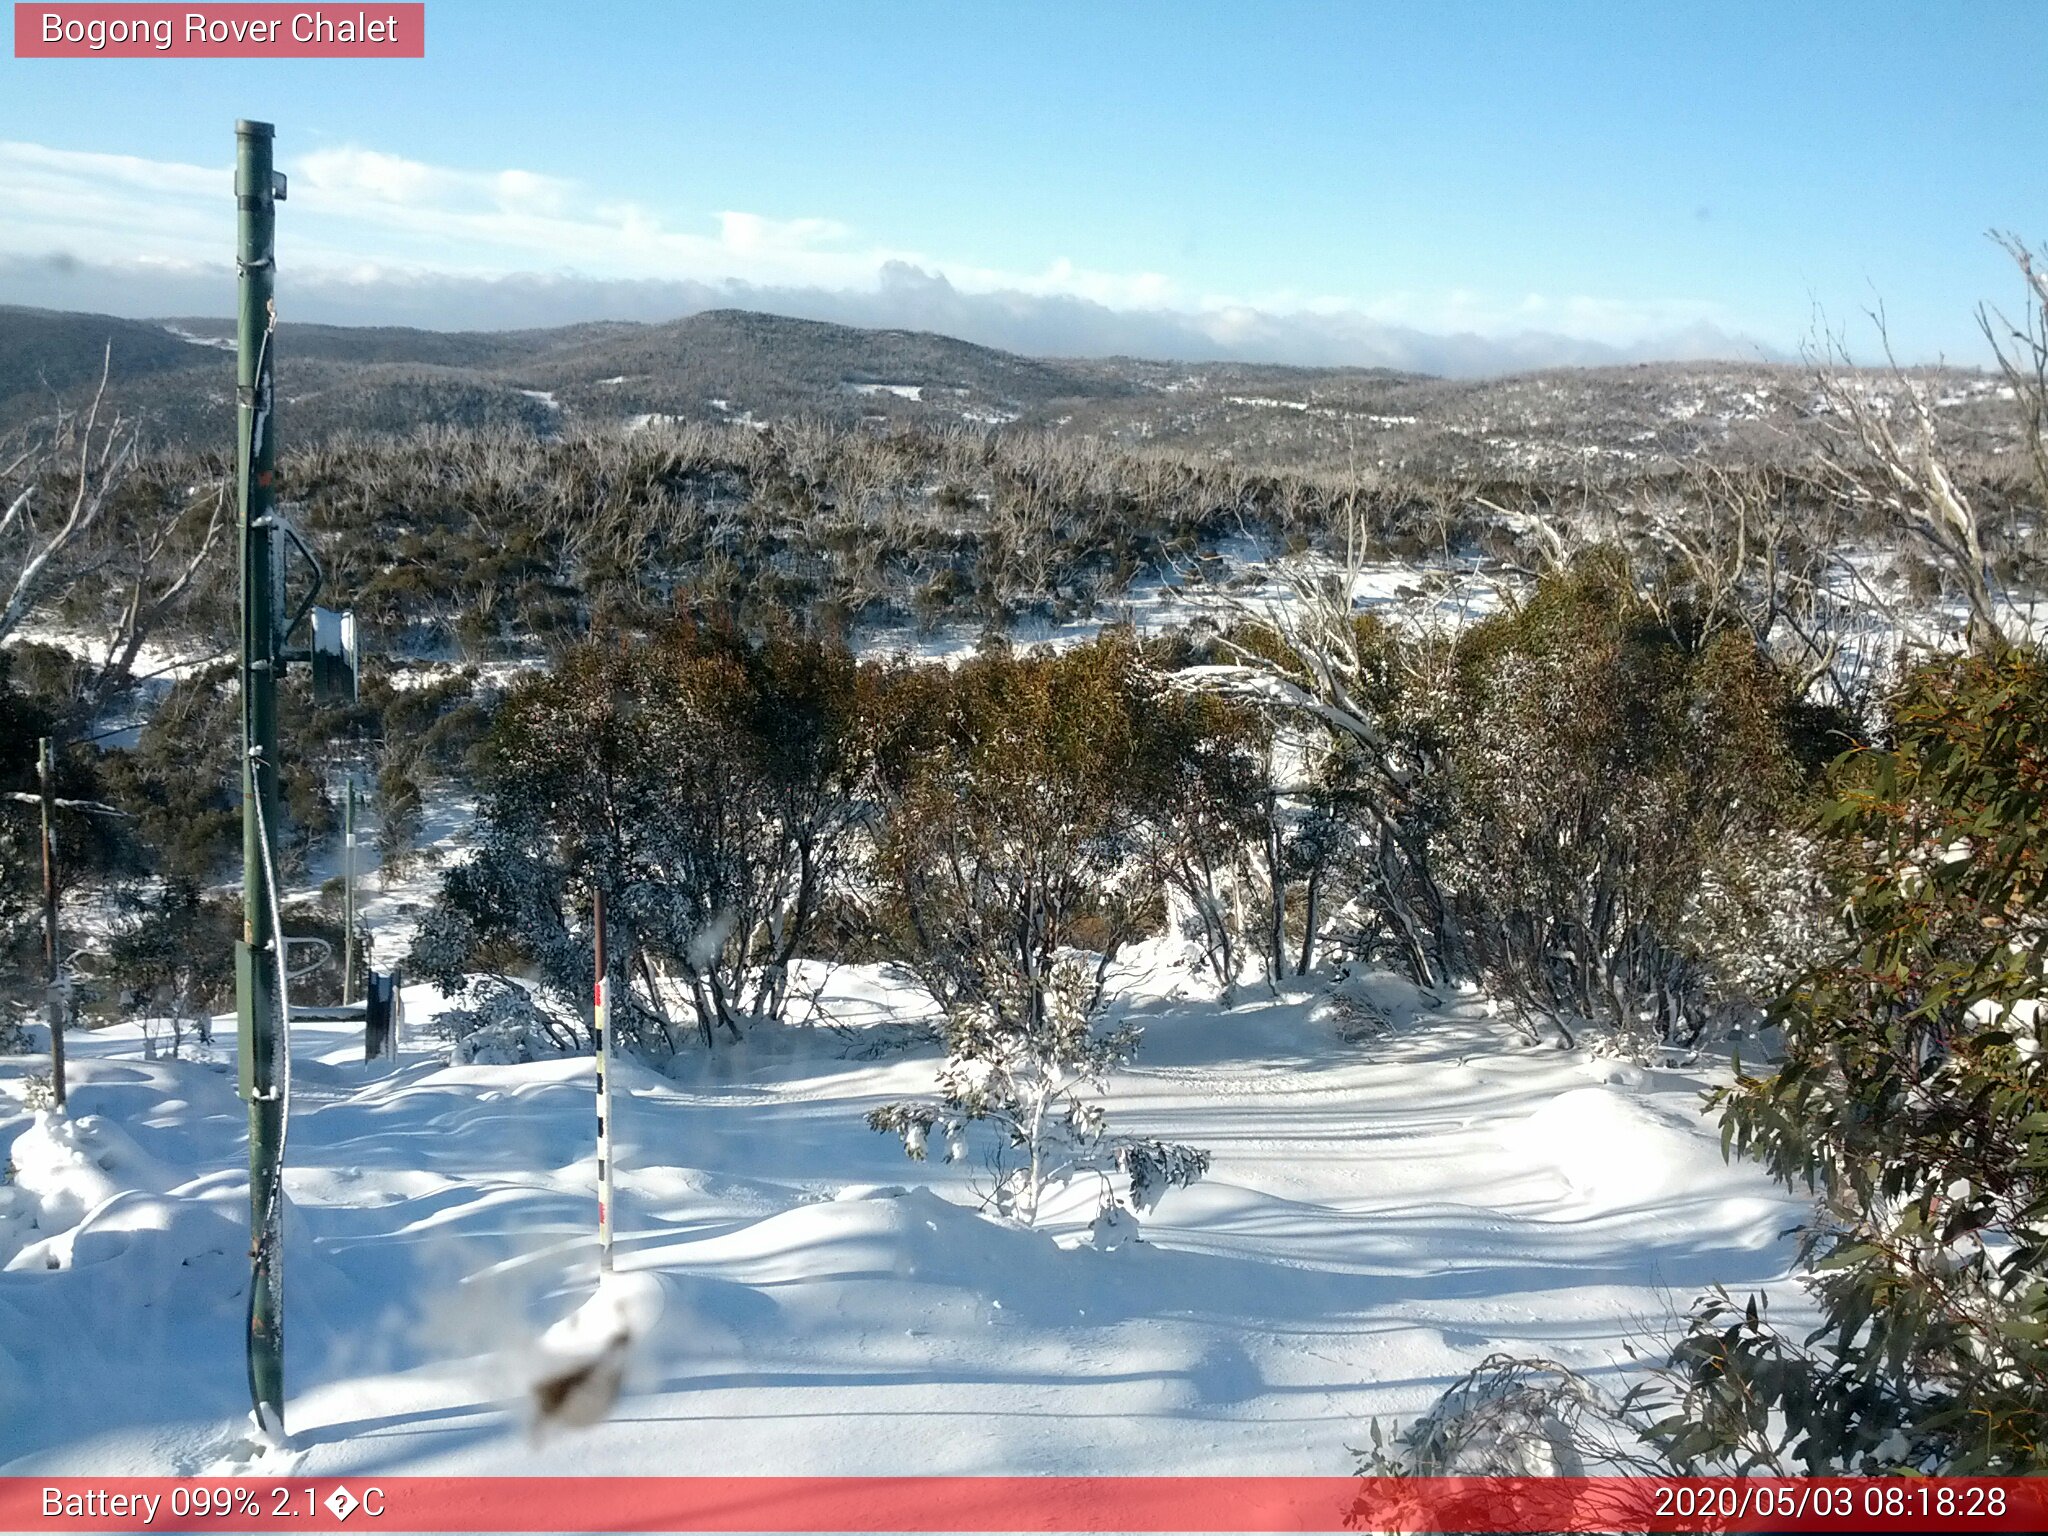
[2,1,2042,369]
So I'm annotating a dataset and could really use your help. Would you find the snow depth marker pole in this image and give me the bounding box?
[234,116,288,1440]
[37,736,65,1110]
[594,885,614,1273]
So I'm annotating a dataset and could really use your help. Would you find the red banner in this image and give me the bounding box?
[13,4,424,58]
[3,1476,2047,1533]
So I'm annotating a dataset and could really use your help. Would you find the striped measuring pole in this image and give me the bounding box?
[593,886,614,1273]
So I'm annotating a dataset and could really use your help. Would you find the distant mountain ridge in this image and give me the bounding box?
[0,303,2017,477]
[0,304,202,402]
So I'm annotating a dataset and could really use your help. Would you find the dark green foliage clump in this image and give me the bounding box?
[102,878,239,1033]
[1659,648,2048,1473]
[0,652,140,1019]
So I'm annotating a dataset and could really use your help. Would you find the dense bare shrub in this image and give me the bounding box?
[409,621,869,1050]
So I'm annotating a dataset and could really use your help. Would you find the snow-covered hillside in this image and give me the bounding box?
[0,950,1808,1477]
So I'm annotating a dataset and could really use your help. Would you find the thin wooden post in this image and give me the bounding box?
[38,736,65,1110]
[343,777,356,1001]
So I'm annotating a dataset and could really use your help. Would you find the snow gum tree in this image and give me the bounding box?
[1174,587,1462,989]
[1140,656,1380,990]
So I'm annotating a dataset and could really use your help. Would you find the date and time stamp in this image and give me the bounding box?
[1650,1479,2015,1524]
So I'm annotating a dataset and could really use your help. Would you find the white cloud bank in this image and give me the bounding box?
[0,138,1774,376]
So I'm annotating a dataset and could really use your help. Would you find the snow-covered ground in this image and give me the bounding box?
[1,533,1850,1484]
[0,944,1809,1478]
[856,542,1510,666]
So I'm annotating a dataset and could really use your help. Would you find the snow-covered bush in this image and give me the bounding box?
[1356,1353,1658,1478]
[868,960,1207,1227]
[1314,984,1396,1046]
[435,978,577,1066]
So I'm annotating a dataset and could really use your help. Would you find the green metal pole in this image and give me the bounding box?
[234,116,286,1438]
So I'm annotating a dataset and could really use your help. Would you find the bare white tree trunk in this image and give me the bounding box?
[1812,315,2011,655]
[0,347,142,647]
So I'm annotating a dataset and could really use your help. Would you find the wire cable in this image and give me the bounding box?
[244,749,294,1436]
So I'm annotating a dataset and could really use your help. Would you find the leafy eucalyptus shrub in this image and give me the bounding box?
[869,633,1181,1029]
[1671,647,2048,1472]
[1438,556,1841,1051]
